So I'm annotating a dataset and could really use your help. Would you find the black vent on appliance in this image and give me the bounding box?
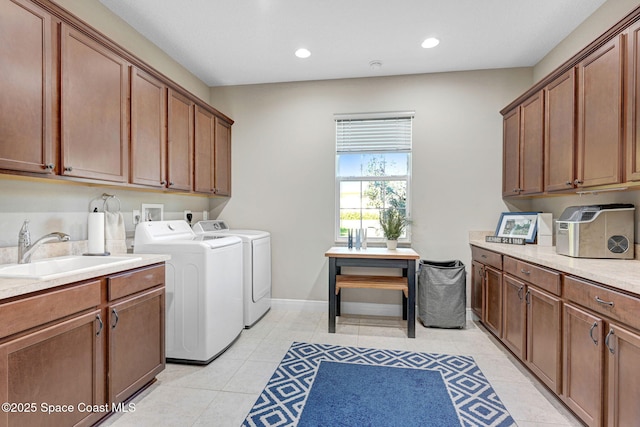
[580,211,597,221]
[608,235,629,254]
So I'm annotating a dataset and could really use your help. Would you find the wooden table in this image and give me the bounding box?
[324,247,420,338]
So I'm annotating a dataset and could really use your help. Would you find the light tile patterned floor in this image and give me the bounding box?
[102,309,583,427]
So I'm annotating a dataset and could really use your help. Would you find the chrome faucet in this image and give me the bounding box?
[18,220,71,264]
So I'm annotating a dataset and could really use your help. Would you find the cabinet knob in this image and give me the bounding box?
[169,181,174,186]
[44,163,55,170]
[565,181,573,186]
[512,188,519,193]
[161,180,167,185]
[573,179,583,186]
[64,166,73,172]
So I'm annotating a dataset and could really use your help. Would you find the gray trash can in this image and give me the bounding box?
[418,260,466,329]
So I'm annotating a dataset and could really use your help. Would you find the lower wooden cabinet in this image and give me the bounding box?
[502,275,526,359]
[605,323,640,427]
[0,264,165,427]
[483,266,502,337]
[471,261,484,318]
[563,303,604,427]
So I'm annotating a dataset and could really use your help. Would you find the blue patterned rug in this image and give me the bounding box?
[243,342,515,427]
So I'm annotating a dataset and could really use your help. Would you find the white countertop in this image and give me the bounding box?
[470,235,640,297]
[0,253,170,300]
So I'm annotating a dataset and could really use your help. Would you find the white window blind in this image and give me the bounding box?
[335,112,413,153]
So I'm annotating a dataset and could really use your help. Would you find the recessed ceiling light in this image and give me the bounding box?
[295,48,311,58]
[421,37,440,49]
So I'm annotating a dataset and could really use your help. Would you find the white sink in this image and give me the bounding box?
[0,256,141,280]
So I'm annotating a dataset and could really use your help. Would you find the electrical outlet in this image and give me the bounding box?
[203,210,209,220]
[184,210,192,223]
[132,210,141,225]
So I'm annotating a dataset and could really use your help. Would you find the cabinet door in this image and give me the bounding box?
[167,89,193,191]
[194,105,215,194]
[502,275,526,360]
[502,107,520,197]
[563,304,603,427]
[0,310,104,427]
[214,116,232,196]
[0,0,55,174]
[483,266,502,337]
[545,68,576,192]
[130,67,166,188]
[519,91,544,195]
[470,261,484,319]
[109,287,165,404]
[526,286,562,394]
[626,21,640,181]
[60,24,128,182]
[576,35,624,188]
[605,323,640,427]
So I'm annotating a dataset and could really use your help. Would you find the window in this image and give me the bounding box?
[335,111,413,242]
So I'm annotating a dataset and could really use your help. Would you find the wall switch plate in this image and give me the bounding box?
[184,210,192,223]
[132,210,141,225]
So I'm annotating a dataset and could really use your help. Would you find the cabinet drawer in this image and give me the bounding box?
[471,246,502,270]
[503,256,561,296]
[564,275,640,331]
[108,264,165,301]
[0,280,101,339]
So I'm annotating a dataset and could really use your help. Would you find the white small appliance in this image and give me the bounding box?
[192,220,271,328]
[134,220,243,364]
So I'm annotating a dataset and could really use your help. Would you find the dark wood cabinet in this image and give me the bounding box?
[576,35,624,188]
[108,287,165,404]
[502,107,520,196]
[214,117,232,196]
[563,303,604,427]
[194,105,215,194]
[545,68,576,192]
[484,266,503,338]
[526,286,562,394]
[605,323,640,427]
[60,24,129,182]
[130,67,166,188]
[167,89,194,191]
[519,91,544,195]
[0,0,56,174]
[471,261,484,319]
[626,21,640,182]
[502,275,527,360]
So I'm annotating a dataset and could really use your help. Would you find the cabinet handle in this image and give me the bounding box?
[44,163,55,170]
[161,180,167,185]
[589,321,598,345]
[512,188,519,193]
[111,308,119,329]
[480,254,487,259]
[605,328,615,354]
[565,181,573,186]
[573,179,583,186]
[517,286,524,301]
[64,166,73,172]
[595,296,614,307]
[96,314,103,336]
[169,181,174,186]
[520,268,530,275]
[525,289,531,305]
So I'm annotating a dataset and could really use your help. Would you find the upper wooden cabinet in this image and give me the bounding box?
[60,24,129,183]
[194,105,216,194]
[626,20,640,182]
[544,68,576,192]
[214,117,232,196]
[0,0,55,174]
[130,67,166,188]
[502,91,544,197]
[167,89,194,191]
[576,35,624,188]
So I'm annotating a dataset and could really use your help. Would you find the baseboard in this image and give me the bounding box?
[272,299,474,320]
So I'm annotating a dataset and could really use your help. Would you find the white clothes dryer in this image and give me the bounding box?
[192,220,271,328]
[134,220,243,364]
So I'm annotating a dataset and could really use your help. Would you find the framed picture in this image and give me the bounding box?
[495,212,539,243]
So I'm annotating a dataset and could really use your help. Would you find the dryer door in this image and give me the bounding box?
[251,236,271,302]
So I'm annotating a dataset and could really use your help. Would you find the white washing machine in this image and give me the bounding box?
[192,220,271,328]
[134,220,243,364]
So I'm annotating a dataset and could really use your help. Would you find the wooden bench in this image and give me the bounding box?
[336,274,408,298]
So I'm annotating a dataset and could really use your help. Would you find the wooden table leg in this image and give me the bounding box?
[328,257,337,333]
[407,259,416,338]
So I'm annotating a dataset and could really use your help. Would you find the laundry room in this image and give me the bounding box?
[2,0,640,426]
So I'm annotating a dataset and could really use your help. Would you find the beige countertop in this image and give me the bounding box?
[469,233,640,297]
[0,253,170,300]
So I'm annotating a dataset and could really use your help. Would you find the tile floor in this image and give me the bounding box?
[102,309,583,427]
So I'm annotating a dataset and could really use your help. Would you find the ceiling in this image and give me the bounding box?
[99,0,607,87]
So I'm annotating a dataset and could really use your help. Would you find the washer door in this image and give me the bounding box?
[252,236,271,302]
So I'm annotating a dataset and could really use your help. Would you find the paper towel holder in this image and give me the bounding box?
[89,193,122,213]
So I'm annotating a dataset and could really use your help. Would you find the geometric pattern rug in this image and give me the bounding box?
[242,342,516,427]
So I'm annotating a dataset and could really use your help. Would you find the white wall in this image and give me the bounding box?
[210,69,533,304]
